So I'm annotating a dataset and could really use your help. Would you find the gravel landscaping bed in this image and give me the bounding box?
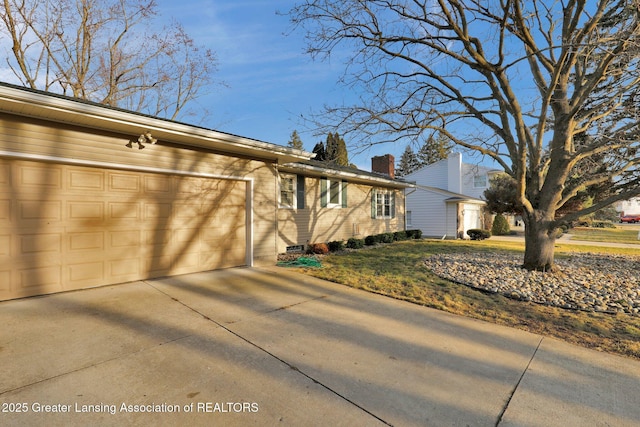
[425,252,640,315]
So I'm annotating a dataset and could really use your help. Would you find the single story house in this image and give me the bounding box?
[0,83,411,301]
[277,155,411,252]
[404,153,499,238]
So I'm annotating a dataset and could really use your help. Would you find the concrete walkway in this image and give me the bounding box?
[1,267,639,426]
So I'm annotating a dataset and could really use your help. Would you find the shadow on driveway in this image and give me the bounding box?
[1,266,639,426]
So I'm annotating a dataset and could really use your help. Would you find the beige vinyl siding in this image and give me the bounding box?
[277,177,405,252]
[0,112,272,180]
[0,114,279,263]
[0,113,278,300]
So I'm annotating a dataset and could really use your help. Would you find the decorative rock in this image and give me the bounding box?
[424,252,640,316]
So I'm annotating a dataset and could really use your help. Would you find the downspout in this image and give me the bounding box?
[274,160,279,259]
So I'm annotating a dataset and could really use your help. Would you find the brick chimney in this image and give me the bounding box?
[371,154,395,179]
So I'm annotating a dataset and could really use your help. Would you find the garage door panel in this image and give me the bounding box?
[174,204,202,225]
[0,270,12,298]
[2,160,248,300]
[0,199,12,224]
[202,229,244,246]
[109,230,141,249]
[143,229,171,246]
[19,164,62,188]
[173,228,200,245]
[68,231,105,252]
[109,202,141,221]
[200,251,225,269]
[144,175,172,193]
[68,168,105,192]
[68,201,105,223]
[200,247,245,270]
[67,261,104,287]
[0,234,10,256]
[18,265,61,292]
[108,258,141,280]
[171,251,201,275]
[201,227,223,241]
[18,232,61,255]
[18,200,62,223]
[144,203,173,221]
[109,173,141,192]
[176,177,202,195]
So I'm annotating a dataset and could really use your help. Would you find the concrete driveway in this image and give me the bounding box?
[1,267,639,426]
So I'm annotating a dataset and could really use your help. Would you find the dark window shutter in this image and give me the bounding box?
[320,178,327,208]
[341,181,348,208]
[297,175,305,209]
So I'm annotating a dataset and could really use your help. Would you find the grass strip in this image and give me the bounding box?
[291,239,640,360]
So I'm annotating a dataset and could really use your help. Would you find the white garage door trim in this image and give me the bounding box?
[0,149,254,268]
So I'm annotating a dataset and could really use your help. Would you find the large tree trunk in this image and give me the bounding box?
[522,212,557,271]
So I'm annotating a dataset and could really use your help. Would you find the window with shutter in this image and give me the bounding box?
[322,178,346,208]
[372,189,396,219]
[279,174,296,208]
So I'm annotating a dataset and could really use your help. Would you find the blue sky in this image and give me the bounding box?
[156,0,404,170]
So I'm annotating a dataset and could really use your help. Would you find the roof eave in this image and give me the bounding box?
[0,84,312,164]
[445,197,486,204]
[281,162,414,188]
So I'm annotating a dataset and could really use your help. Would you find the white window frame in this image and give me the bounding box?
[279,174,296,209]
[406,210,412,227]
[473,174,487,188]
[327,178,342,208]
[374,189,394,219]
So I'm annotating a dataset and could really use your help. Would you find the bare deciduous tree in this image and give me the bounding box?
[290,0,640,271]
[1,0,220,121]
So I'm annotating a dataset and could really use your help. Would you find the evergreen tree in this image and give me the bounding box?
[287,130,304,150]
[312,142,326,161]
[417,132,452,166]
[491,214,511,236]
[323,132,349,166]
[333,133,349,166]
[396,145,421,177]
[325,132,338,161]
[483,173,521,215]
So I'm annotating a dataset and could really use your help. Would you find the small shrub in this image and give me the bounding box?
[346,237,365,249]
[406,229,423,239]
[364,235,380,246]
[307,243,329,254]
[393,231,408,241]
[591,220,616,229]
[491,214,511,236]
[378,233,394,243]
[467,229,491,240]
[327,240,345,252]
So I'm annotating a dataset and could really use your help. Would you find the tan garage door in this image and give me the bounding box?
[0,159,247,301]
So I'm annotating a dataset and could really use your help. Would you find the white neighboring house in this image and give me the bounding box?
[616,198,640,216]
[404,153,499,238]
